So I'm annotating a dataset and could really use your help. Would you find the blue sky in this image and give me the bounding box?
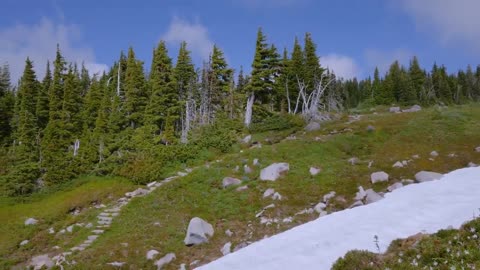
[1,0,479,82]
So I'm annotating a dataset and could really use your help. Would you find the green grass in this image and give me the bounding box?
[3,104,480,269]
[332,217,480,269]
[0,176,135,268]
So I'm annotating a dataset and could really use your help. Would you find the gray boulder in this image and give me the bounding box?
[370,171,389,183]
[309,167,321,176]
[25,218,38,226]
[389,107,401,113]
[242,135,252,144]
[263,188,275,198]
[387,182,404,192]
[236,185,248,192]
[365,189,383,204]
[260,163,289,181]
[314,202,326,213]
[430,151,439,157]
[221,242,232,256]
[366,125,375,132]
[29,254,54,269]
[415,171,443,183]
[475,146,480,152]
[222,177,242,188]
[184,217,214,246]
[305,121,321,132]
[403,105,422,112]
[392,161,404,168]
[146,250,160,260]
[155,253,176,270]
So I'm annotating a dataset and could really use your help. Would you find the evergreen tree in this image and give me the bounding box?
[210,45,233,110]
[407,56,423,104]
[377,61,400,105]
[432,64,452,104]
[36,61,51,130]
[62,65,84,138]
[145,41,177,134]
[288,37,304,102]
[124,47,147,128]
[83,75,103,131]
[303,32,323,90]
[174,42,195,133]
[0,64,15,144]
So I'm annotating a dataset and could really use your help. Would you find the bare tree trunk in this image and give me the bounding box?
[244,93,255,127]
[73,139,80,157]
[116,65,121,97]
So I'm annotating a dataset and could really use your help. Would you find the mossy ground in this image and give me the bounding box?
[2,104,480,269]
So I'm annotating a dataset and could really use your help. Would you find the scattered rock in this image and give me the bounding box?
[29,254,54,269]
[392,161,404,168]
[225,229,233,237]
[448,153,457,158]
[402,179,415,184]
[349,201,364,208]
[107,261,125,267]
[25,218,38,226]
[243,165,252,174]
[323,191,336,203]
[147,250,160,260]
[260,163,289,181]
[430,151,439,157]
[415,171,443,182]
[155,253,176,270]
[48,227,55,234]
[236,185,248,192]
[348,157,359,165]
[125,188,149,198]
[387,182,404,192]
[263,188,275,198]
[184,217,214,246]
[178,172,188,177]
[389,107,401,113]
[305,121,321,132]
[179,263,187,270]
[282,217,293,223]
[468,162,478,167]
[222,177,242,188]
[233,242,250,252]
[92,229,104,234]
[309,167,321,176]
[221,242,232,256]
[368,161,374,168]
[190,260,200,266]
[412,154,420,159]
[475,146,480,152]
[366,125,375,132]
[250,143,262,149]
[365,189,383,204]
[354,186,367,201]
[314,202,326,214]
[371,171,389,184]
[20,240,29,246]
[242,135,252,144]
[403,105,422,112]
[253,159,259,166]
[272,192,282,200]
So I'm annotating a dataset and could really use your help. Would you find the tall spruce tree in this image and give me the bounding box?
[174,42,195,134]
[0,64,15,144]
[124,47,147,128]
[210,45,233,111]
[36,61,51,130]
[303,32,323,90]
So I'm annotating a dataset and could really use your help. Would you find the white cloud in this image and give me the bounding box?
[0,17,107,83]
[321,54,360,80]
[162,17,214,62]
[364,49,413,75]
[398,0,480,52]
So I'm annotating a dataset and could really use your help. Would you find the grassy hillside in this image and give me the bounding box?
[2,104,480,269]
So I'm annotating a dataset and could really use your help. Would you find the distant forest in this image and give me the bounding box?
[1,28,479,196]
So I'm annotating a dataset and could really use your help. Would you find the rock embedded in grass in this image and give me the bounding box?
[430,151,439,157]
[389,106,401,113]
[25,217,38,225]
[263,188,275,198]
[125,188,149,198]
[184,217,214,246]
[365,189,383,204]
[146,249,159,260]
[387,182,404,192]
[222,177,242,188]
[236,185,248,192]
[309,167,321,176]
[221,242,232,256]
[475,146,480,152]
[243,165,252,174]
[155,253,176,270]
[392,161,404,168]
[260,163,289,181]
[242,135,252,144]
[20,240,29,246]
[415,171,443,182]
[305,121,321,132]
[348,157,359,165]
[371,171,389,183]
[29,254,54,269]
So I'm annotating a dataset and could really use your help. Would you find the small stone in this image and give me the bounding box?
[402,179,415,184]
[48,227,55,234]
[295,208,314,215]
[107,261,125,267]
[147,181,158,188]
[349,201,364,208]
[272,192,282,200]
[178,172,188,177]
[29,255,54,269]
[222,177,242,188]
[354,186,367,201]
[221,242,232,256]
[242,135,252,144]
[236,185,248,192]
[260,163,289,181]
[190,260,200,266]
[366,125,375,132]
[348,157,359,165]
[305,121,321,132]
[282,217,293,223]
[120,242,128,247]
[430,151,439,157]
[309,167,321,176]
[468,162,478,167]
[402,160,409,166]
[365,189,383,204]
[323,191,336,203]
[314,202,326,213]
[225,229,233,237]
[263,188,275,198]
[415,171,443,182]
[387,182,404,192]
[25,218,38,226]
[389,107,401,113]
[243,165,252,174]
[475,146,480,152]
[179,263,187,270]
[412,154,420,159]
[253,159,259,166]
[87,235,98,241]
[371,171,389,183]
[92,229,104,234]
[393,161,404,168]
[155,253,176,270]
[146,250,160,260]
[20,240,29,246]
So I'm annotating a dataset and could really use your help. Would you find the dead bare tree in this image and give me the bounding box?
[244,93,255,127]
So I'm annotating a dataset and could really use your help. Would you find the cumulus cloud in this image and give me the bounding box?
[321,54,361,80]
[398,0,480,52]
[364,49,413,75]
[162,17,214,62]
[0,17,107,83]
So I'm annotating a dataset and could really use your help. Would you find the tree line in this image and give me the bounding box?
[1,28,480,195]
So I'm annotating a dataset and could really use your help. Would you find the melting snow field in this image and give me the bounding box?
[198,167,480,270]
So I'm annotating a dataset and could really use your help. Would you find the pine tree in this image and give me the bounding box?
[432,64,452,104]
[145,41,177,134]
[83,75,103,130]
[79,63,91,96]
[124,47,147,128]
[288,37,304,100]
[210,45,233,111]
[407,56,423,104]
[36,61,51,130]
[303,32,323,90]
[16,58,39,161]
[0,64,15,144]
[174,42,196,134]
[377,61,400,105]
[62,65,84,138]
